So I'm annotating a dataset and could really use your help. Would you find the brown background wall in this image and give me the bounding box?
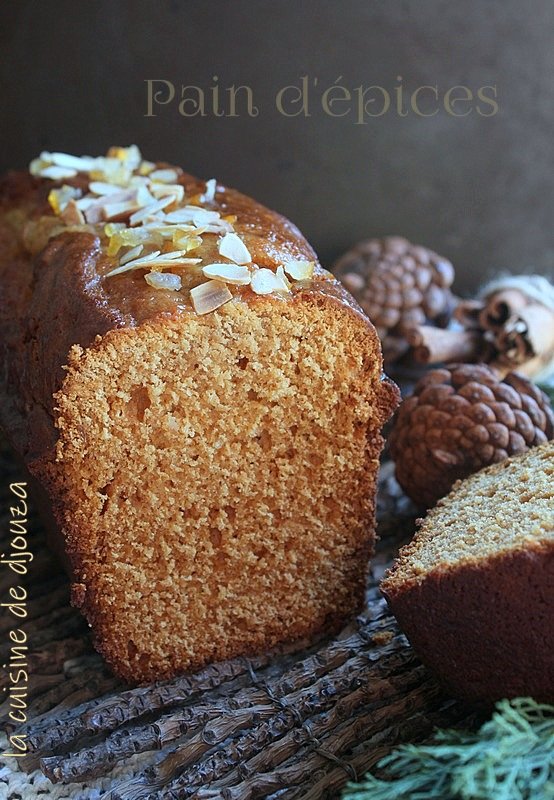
[1,0,553,292]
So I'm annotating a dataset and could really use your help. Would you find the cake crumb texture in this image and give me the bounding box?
[54,295,394,682]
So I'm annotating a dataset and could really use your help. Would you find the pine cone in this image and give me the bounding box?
[333,237,456,364]
[389,363,554,508]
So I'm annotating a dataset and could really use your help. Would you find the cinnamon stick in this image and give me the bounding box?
[406,325,484,364]
[480,288,530,330]
[453,299,485,330]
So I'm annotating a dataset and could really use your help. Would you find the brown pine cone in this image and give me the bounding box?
[389,363,554,508]
[333,236,456,364]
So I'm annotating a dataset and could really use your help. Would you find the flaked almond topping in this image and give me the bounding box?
[89,181,124,196]
[101,199,142,222]
[31,146,316,314]
[145,256,202,268]
[250,267,290,295]
[119,244,144,265]
[190,280,233,315]
[218,232,252,265]
[106,145,142,169]
[150,183,185,203]
[129,196,174,226]
[144,271,182,291]
[30,147,139,184]
[201,220,235,234]
[105,250,161,277]
[138,160,156,175]
[48,185,82,214]
[106,249,202,277]
[46,152,97,171]
[284,259,315,280]
[105,225,154,255]
[40,165,78,180]
[149,168,180,183]
[202,178,217,203]
[276,265,292,291]
[149,250,194,261]
[202,263,251,285]
[82,187,141,223]
[165,206,221,225]
[75,197,99,211]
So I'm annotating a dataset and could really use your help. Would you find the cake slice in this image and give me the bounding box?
[381,441,554,702]
[0,147,398,683]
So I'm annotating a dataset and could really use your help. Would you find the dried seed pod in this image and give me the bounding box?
[389,363,554,508]
[333,237,456,365]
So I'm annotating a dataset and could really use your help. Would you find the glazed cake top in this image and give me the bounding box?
[21,145,333,320]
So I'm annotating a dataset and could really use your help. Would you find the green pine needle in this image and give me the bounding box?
[537,381,554,408]
[342,698,554,800]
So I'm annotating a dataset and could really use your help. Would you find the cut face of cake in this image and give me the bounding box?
[381,441,554,702]
[56,293,395,681]
[0,147,398,682]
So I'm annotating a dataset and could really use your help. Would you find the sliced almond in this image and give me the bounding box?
[145,222,196,237]
[89,181,125,196]
[40,165,78,180]
[190,280,233,315]
[148,250,192,260]
[135,185,157,206]
[120,244,144,265]
[105,250,161,277]
[49,152,97,171]
[145,257,201,268]
[144,271,182,291]
[47,185,82,214]
[202,178,217,203]
[129,196,174,226]
[150,183,185,203]
[275,265,292,291]
[202,263,251,285]
[283,259,315,281]
[201,220,234,234]
[101,200,142,222]
[149,168,180,183]
[138,160,156,175]
[165,206,221,225]
[84,204,106,224]
[106,145,142,168]
[218,232,251,265]
[251,268,291,295]
[29,156,49,176]
[83,187,140,223]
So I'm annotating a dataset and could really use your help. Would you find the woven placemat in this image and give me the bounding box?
[0,441,471,799]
